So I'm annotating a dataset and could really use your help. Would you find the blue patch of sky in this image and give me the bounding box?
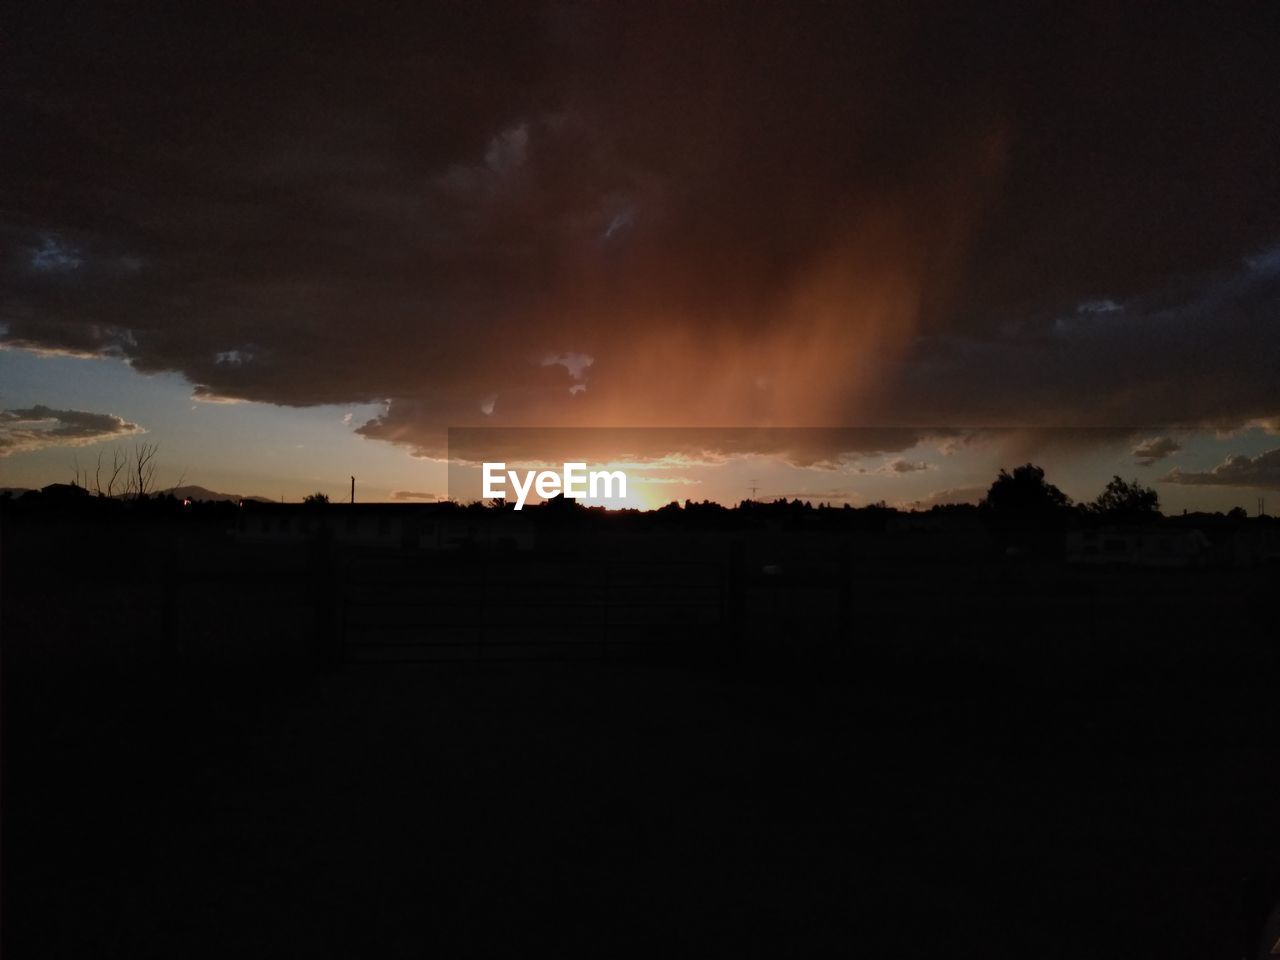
[0,347,441,500]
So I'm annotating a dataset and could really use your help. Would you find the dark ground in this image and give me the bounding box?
[3,528,1279,957]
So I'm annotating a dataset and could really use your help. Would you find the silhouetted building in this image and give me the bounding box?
[1066,526,1208,567]
[37,482,91,501]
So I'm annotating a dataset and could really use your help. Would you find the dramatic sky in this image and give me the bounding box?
[3,2,1279,508]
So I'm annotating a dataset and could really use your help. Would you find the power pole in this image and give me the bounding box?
[351,476,355,505]
[749,479,759,501]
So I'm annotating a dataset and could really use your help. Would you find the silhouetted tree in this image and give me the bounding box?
[94,447,127,498]
[1227,505,1248,521]
[982,464,1072,551]
[72,447,130,498]
[983,464,1071,514]
[1091,476,1159,520]
[539,492,581,514]
[121,441,160,499]
[303,492,330,505]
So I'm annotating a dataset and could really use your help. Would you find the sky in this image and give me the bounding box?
[2,2,1279,510]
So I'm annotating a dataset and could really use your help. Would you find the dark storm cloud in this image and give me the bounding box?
[440,427,946,470]
[885,459,931,474]
[0,405,142,456]
[877,247,1280,429]
[390,490,438,502]
[3,2,1279,460]
[854,457,934,475]
[1161,449,1280,492]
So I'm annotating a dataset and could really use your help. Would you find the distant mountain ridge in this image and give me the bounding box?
[166,485,272,503]
[3,484,272,502]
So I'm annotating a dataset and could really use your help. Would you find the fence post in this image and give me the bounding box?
[160,536,179,663]
[839,534,852,658]
[602,559,610,661]
[724,539,745,655]
[478,555,487,661]
[309,534,338,666]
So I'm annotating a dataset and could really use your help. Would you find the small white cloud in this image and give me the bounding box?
[1077,299,1123,314]
[480,394,497,416]
[215,349,253,366]
[602,207,634,240]
[1245,245,1280,275]
[30,236,83,273]
[485,123,529,175]
[541,351,594,381]
[1055,299,1124,337]
[190,390,245,405]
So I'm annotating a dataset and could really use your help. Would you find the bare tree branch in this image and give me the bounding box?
[107,447,126,498]
[134,441,158,498]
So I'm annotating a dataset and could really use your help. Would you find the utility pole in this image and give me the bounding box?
[749,479,759,501]
[351,476,355,504]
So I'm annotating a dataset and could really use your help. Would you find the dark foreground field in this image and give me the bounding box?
[4,537,1279,958]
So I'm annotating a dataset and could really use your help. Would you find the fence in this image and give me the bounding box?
[339,555,735,663]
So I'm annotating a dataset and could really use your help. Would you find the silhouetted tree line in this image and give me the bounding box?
[5,457,1267,548]
[981,464,1162,520]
